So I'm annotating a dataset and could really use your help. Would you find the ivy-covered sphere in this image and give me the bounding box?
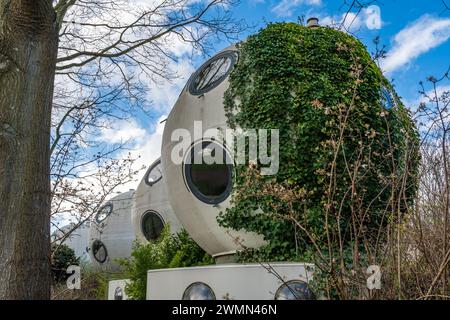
[218,22,419,261]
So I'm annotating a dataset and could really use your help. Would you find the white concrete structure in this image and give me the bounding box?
[88,190,135,268]
[146,263,315,300]
[132,158,183,243]
[52,222,91,263]
[161,45,265,259]
[108,279,130,300]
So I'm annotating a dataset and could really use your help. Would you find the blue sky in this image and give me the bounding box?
[154,0,450,118]
[230,0,450,104]
[105,0,450,192]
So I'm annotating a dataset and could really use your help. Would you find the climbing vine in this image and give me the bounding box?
[218,23,419,262]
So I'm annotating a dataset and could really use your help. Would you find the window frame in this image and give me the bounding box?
[188,50,238,96]
[274,280,315,300]
[114,287,124,300]
[144,159,163,187]
[183,140,233,205]
[95,202,113,224]
[140,210,165,241]
[92,239,108,264]
[182,282,216,300]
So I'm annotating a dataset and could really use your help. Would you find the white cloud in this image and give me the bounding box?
[405,85,450,136]
[145,58,195,112]
[342,12,362,31]
[96,115,167,193]
[318,6,382,33]
[406,85,450,112]
[98,118,147,144]
[364,5,382,30]
[272,0,322,18]
[51,115,166,228]
[117,116,166,192]
[51,0,221,228]
[381,15,450,73]
[319,12,362,32]
[162,28,201,58]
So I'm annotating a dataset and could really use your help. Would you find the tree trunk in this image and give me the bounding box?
[0,0,58,299]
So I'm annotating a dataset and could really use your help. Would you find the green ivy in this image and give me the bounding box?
[218,23,420,262]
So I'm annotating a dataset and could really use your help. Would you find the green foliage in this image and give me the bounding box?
[218,23,420,261]
[89,272,110,300]
[118,226,214,300]
[90,270,127,300]
[51,243,80,283]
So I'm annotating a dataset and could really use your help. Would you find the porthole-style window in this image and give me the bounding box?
[274,280,315,300]
[95,203,113,223]
[92,240,108,263]
[381,87,396,110]
[182,282,216,300]
[114,287,123,300]
[145,159,163,186]
[141,211,165,241]
[188,51,237,95]
[184,141,233,205]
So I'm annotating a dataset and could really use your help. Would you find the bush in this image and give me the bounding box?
[51,243,80,283]
[118,227,214,300]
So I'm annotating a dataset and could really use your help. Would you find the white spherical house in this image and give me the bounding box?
[132,158,183,243]
[161,45,266,259]
[88,190,135,268]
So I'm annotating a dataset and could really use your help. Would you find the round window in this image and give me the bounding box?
[189,51,237,95]
[145,159,163,186]
[92,240,108,263]
[95,203,113,223]
[141,211,165,241]
[184,141,233,205]
[274,280,315,300]
[381,87,396,110]
[182,282,216,300]
[114,287,123,300]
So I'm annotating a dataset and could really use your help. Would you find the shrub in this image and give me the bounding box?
[51,243,80,283]
[118,227,213,300]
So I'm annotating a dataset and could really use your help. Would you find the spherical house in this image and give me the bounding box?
[214,23,419,258]
[162,23,418,260]
[161,45,266,259]
[88,190,135,268]
[132,158,183,243]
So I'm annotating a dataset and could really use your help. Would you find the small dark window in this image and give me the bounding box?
[274,280,315,300]
[95,203,113,223]
[92,240,108,263]
[114,287,123,300]
[145,159,163,186]
[189,51,237,95]
[141,211,164,241]
[184,141,232,205]
[182,282,216,300]
[381,87,396,110]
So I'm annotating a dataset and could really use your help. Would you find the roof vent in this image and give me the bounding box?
[307,17,319,28]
